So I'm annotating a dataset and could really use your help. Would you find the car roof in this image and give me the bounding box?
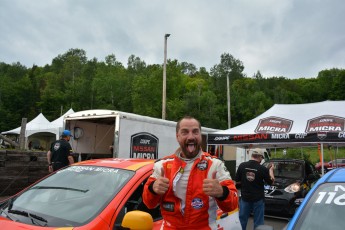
[318,168,345,183]
[72,158,155,172]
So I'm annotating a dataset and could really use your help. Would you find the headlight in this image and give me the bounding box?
[284,182,301,193]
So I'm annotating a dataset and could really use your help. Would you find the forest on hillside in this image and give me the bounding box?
[1,48,345,132]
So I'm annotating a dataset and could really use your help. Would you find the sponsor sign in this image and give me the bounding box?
[130,132,158,159]
[255,116,293,134]
[66,166,119,174]
[306,115,345,133]
[208,132,345,145]
[208,115,345,145]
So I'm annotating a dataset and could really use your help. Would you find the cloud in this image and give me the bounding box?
[0,0,344,78]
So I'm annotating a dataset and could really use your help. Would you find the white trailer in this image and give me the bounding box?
[64,109,219,159]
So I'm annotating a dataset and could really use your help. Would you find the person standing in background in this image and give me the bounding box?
[47,130,74,172]
[235,149,275,230]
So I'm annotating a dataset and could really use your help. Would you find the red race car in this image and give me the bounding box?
[0,158,241,229]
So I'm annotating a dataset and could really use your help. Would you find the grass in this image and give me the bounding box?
[268,146,345,165]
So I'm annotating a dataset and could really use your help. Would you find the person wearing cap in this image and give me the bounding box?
[47,129,74,172]
[235,148,275,230]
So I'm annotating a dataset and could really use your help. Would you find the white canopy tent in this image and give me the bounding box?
[1,113,51,136]
[37,108,75,140]
[1,109,74,150]
[208,100,345,175]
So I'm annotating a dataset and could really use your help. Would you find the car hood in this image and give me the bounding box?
[0,216,73,230]
[0,213,109,229]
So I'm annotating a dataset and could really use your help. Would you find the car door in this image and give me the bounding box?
[113,176,162,229]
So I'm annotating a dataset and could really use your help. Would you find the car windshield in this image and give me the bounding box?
[293,183,345,230]
[266,161,303,179]
[1,165,134,227]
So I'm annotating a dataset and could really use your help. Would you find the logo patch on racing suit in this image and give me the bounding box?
[197,160,208,170]
[191,198,203,209]
[162,202,175,212]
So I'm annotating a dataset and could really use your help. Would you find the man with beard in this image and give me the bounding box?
[143,116,238,229]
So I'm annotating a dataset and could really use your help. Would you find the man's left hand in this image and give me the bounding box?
[203,179,223,198]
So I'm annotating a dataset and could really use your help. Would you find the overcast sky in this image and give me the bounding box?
[1,0,344,79]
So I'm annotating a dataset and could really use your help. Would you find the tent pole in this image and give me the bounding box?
[321,143,324,176]
[335,145,338,165]
[243,147,246,162]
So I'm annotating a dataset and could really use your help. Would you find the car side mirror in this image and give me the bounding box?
[121,210,153,230]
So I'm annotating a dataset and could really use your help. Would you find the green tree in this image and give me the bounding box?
[1,48,345,133]
[93,55,128,110]
[210,53,245,128]
[317,69,345,100]
[132,63,162,117]
[0,62,34,131]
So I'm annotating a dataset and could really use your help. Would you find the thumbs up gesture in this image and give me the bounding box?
[153,168,170,195]
[203,171,223,198]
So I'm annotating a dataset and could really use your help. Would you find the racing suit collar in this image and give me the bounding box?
[176,149,202,162]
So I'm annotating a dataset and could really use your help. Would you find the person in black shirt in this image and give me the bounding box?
[47,130,75,172]
[235,149,274,230]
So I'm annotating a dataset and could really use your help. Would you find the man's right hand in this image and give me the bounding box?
[152,168,169,195]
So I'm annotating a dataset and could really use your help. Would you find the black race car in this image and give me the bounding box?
[263,159,320,217]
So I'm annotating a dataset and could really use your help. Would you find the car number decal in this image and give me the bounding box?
[315,185,345,205]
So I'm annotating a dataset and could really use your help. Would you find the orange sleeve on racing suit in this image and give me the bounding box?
[216,179,238,212]
[142,156,174,209]
[143,176,162,209]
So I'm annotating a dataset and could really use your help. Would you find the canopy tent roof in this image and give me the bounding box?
[50,108,75,128]
[208,100,345,148]
[1,113,51,135]
[1,109,75,139]
[26,108,75,138]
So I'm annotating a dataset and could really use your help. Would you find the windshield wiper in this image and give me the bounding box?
[0,198,16,220]
[0,208,16,221]
[6,197,14,210]
[31,186,89,193]
[8,209,48,227]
